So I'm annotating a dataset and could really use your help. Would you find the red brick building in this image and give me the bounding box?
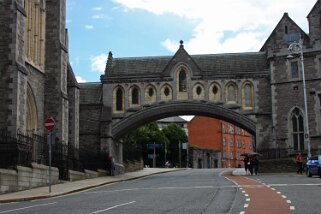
[188,116,254,168]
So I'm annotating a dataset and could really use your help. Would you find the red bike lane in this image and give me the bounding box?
[225,175,292,214]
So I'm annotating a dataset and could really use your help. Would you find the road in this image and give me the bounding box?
[0,169,320,214]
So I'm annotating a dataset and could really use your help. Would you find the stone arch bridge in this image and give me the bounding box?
[85,41,273,171]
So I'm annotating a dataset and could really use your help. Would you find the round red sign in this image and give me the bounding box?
[45,118,55,131]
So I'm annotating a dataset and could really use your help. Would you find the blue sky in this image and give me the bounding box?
[66,0,317,83]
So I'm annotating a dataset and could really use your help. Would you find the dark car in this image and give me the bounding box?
[306,155,321,177]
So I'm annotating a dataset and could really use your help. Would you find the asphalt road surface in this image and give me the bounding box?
[0,169,320,214]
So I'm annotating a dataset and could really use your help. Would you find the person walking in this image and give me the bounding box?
[296,153,303,174]
[252,156,259,175]
[110,157,115,176]
[243,156,249,175]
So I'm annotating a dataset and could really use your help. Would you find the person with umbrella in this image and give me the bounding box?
[243,155,250,175]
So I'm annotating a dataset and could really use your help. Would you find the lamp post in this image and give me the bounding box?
[288,39,311,157]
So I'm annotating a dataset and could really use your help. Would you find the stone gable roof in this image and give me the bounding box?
[108,52,268,77]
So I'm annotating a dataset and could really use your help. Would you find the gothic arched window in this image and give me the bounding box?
[227,84,236,103]
[116,88,123,111]
[131,87,139,105]
[244,83,253,108]
[179,70,187,92]
[291,108,304,151]
[26,85,38,133]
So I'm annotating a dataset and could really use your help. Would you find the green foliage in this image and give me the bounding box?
[161,124,188,166]
[123,121,188,167]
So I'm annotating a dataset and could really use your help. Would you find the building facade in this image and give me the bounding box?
[188,116,253,168]
[2,0,321,174]
[0,0,79,161]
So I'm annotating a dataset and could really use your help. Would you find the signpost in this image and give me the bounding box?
[45,118,55,193]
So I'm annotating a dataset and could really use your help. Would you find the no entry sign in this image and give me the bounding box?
[45,118,55,131]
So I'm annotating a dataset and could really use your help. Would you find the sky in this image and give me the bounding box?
[66,0,317,84]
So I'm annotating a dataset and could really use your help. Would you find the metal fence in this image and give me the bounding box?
[258,148,321,160]
[0,129,108,180]
[123,144,143,164]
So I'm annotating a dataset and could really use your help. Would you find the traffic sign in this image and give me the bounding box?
[45,118,55,131]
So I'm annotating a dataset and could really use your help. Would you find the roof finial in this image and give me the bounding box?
[105,51,113,74]
[179,40,184,48]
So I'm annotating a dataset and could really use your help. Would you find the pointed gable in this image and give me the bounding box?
[260,13,309,52]
[161,40,202,77]
[307,0,321,44]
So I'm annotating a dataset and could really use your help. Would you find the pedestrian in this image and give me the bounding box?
[110,157,115,176]
[106,156,111,176]
[243,156,249,175]
[252,156,259,175]
[296,152,303,174]
[248,157,254,175]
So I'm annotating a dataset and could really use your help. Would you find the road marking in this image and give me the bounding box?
[0,202,57,214]
[89,201,136,214]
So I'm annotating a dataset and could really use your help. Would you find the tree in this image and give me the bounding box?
[123,122,169,167]
[161,124,188,167]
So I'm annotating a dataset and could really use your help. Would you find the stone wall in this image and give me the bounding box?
[0,163,59,194]
[124,159,144,173]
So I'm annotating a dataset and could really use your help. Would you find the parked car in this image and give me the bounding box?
[306,155,321,177]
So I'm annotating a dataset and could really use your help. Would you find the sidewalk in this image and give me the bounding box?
[0,168,180,203]
[232,168,247,176]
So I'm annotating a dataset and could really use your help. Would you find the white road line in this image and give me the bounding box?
[0,202,57,214]
[90,201,136,214]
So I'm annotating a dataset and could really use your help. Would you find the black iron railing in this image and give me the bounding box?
[0,129,109,180]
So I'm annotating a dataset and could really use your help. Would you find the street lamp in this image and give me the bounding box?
[288,38,311,157]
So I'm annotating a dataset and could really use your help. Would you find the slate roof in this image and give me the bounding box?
[79,83,102,104]
[158,116,187,123]
[109,52,267,76]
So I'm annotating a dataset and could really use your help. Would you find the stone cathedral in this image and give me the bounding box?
[1,0,321,173]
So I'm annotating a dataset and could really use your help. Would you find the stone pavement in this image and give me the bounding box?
[0,168,180,203]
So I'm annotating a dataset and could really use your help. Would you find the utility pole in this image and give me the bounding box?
[179,140,181,168]
[153,141,156,168]
[186,142,189,168]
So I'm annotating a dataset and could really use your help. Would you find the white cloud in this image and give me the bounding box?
[114,0,316,54]
[76,76,87,83]
[92,14,104,19]
[90,54,108,73]
[84,25,94,30]
[92,7,103,11]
